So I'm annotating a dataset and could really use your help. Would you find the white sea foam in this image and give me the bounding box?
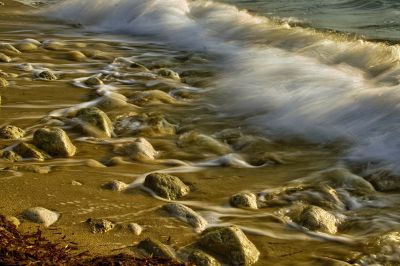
[43,0,400,173]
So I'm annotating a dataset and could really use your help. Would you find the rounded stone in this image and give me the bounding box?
[230,192,258,209]
[33,127,76,157]
[189,250,221,266]
[297,205,338,234]
[0,125,25,139]
[162,203,207,232]
[128,223,143,235]
[21,207,59,227]
[76,107,113,138]
[36,70,57,80]
[143,173,190,200]
[102,180,128,192]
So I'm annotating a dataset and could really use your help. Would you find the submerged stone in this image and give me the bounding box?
[178,131,231,155]
[156,68,180,80]
[67,50,86,61]
[102,180,128,192]
[1,150,22,162]
[0,43,21,55]
[76,107,113,138]
[0,52,11,62]
[137,238,176,259]
[15,42,38,52]
[297,205,338,234]
[36,70,57,80]
[144,173,190,200]
[230,192,258,210]
[21,207,59,227]
[86,218,115,233]
[33,128,76,157]
[14,142,50,161]
[0,77,8,87]
[0,125,25,139]
[189,250,221,266]
[198,226,260,266]
[162,203,207,232]
[84,76,103,86]
[114,137,157,161]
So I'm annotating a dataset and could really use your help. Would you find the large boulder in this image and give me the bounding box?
[198,226,260,265]
[230,192,258,209]
[296,205,338,234]
[21,207,59,227]
[75,107,113,138]
[33,128,76,157]
[143,173,190,200]
[162,203,207,232]
[14,142,50,161]
[0,125,25,139]
[114,137,157,161]
[137,238,176,259]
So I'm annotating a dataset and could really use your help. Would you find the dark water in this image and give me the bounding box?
[218,0,400,42]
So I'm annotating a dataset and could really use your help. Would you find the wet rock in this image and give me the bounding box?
[14,165,51,174]
[365,171,400,192]
[0,43,21,55]
[67,50,86,61]
[86,218,115,233]
[36,70,57,80]
[84,76,103,86]
[296,205,338,234]
[0,125,25,139]
[162,203,207,232]
[178,131,231,155]
[137,238,176,259]
[71,180,83,186]
[5,216,20,228]
[21,38,41,46]
[76,107,113,138]
[32,128,76,157]
[198,226,260,266]
[114,137,157,161]
[0,52,11,62]
[230,192,258,209]
[188,250,221,266]
[0,77,8,87]
[14,142,50,161]
[143,173,190,200]
[43,41,65,51]
[128,90,177,106]
[15,42,38,52]
[1,150,22,162]
[130,62,149,71]
[21,207,59,227]
[248,152,284,166]
[102,180,128,192]
[156,68,180,80]
[114,113,176,137]
[128,223,142,235]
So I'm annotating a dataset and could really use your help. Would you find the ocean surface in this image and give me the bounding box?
[30,0,400,173]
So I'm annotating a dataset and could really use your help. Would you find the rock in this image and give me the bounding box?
[296,205,338,234]
[66,50,86,61]
[5,216,20,228]
[15,42,38,52]
[0,77,8,87]
[162,203,207,232]
[14,165,51,174]
[14,142,50,161]
[198,226,260,266]
[128,223,142,236]
[230,192,258,209]
[21,38,41,46]
[114,113,176,137]
[21,207,59,227]
[178,132,231,155]
[189,250,221,266]
[32,128,76,157]
[0,43,21,55]
[143,173,190,200]
[0,125,24,139]
[71,180,82,186]
[0,52,11,62]
[114,137,157,161]
[137,238,176,259]
[86,218,115,233]
[365,171,400,192]
[84,76,103,86]
[75,107,113,138]
[1,150,22,162]
[36,70,57,80]
[130,62,149,71]
[156,68,180,80]
[128,90,177,106]
[43,41,65,51]
[102,180,128,192]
